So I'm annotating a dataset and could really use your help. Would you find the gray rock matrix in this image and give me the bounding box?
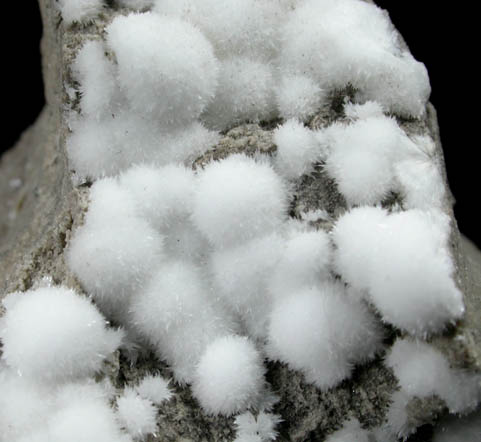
[0,1,480,440]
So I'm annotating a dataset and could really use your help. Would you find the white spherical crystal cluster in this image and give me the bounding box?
[332,207,464,336]
[4,0,478,441]
[267,282,382,389]
[0,287,123,382]
[0,287,135,442]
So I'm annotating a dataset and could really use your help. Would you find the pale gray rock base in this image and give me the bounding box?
[1,1,480,441]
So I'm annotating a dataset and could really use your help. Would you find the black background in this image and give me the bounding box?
[2,2,479,248]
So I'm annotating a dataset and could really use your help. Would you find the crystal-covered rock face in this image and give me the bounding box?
[0,1,480,441]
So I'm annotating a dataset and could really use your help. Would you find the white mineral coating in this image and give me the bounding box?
[1,0,480,441]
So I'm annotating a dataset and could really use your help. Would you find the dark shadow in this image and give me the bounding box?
[2,2,45,155]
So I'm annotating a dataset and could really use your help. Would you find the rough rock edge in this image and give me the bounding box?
[0,1,479,441]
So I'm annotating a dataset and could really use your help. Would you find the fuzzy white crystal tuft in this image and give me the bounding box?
[0,287,123,382]
[273,119,324,179]
[266,282,382,389]
[234,411,281,442]
[116,389,158,438]
[192,336,266,415]
[333,207,464,336]
[106,12,219,127]
[192,154,287,247]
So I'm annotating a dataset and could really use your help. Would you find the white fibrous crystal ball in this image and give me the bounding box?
[202,57,276,130]
[0,369,53,441]
[134,375,173,405]
[116,389,158,438]
[234,411,281,442]
[67,215,164,319]
[268,228,331,300]
[119,164,196,228]
[273,119,323,179]
[67,114,219,181]
[0,288,123,382]
[387,338,481,414]
[106,12,219,126]
[50,382,133,442]
[267,282,382,389]
[71,40,119,121]
[333,207,465,336]
[131,261,212,339]
[280,0,430,117]
[210,233,284,312]
[192,154,287,247]
[66,113,159,181]
[79,177,139,228]
[323,115,410,206]
[66,178,164,321]
[276,75,325,122]
[210,233,284,339]
[192,336,265,415]
[131,261,235,384]
[395,135,447,210]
